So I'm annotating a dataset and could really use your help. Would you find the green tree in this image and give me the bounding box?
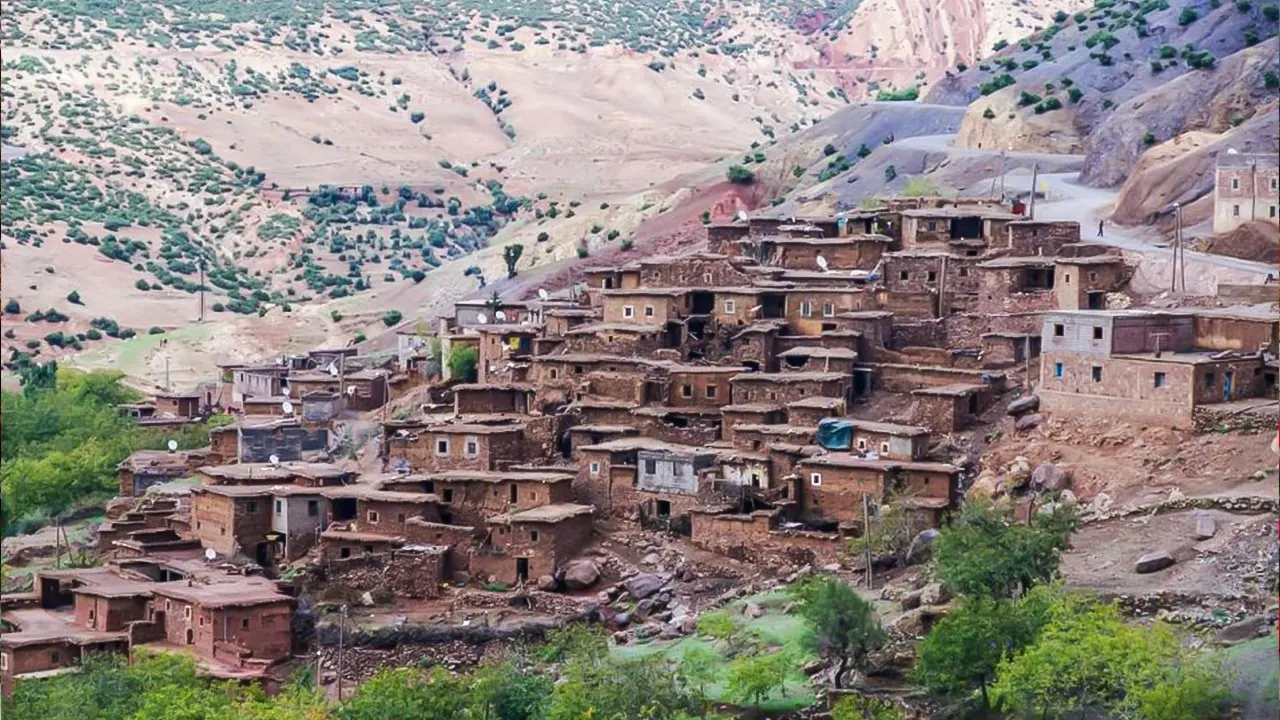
[789,577,886,687]
[4,298,21,314]
[340,667,469,720]
[696,611,753,655]
[934,501,1075,599]
[725,651,791,710]
[382,310,403,327]
[469,660,552,720]
[503,244,524,278]
[726,165,755,184]
[447,345,479,383]
[678,645,721,713]
[832,695,907,720]
[66,291,82,305]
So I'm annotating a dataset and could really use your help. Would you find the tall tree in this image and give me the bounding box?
[934,501,1075,599]
[789,577,886,688]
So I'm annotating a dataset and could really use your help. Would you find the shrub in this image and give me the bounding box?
[1034,97,1063,113]
[1177,7,1198,25]
[956,62,968,72]
[1053,9,1069,22]
[576,246,589,258]
[66,291,82,305]
[1068,87,1085,103]
[85,328,102,340]
[978,73,1016,95]
[448,344,478,382]
[411,269,426,283]
[1265,70,1280,89]
[620,239,634,251]
[1150,60,1164,72]
[536,231,549,242]
[883,165,897,182]
[992,39,1008,51]
[134,279,151,291]
[382,310,403,326]
[4,299,20,314]
[1159,44,1177,59]
[982,107,996,119]
[1236,0,1252,10]
[148,326,165,335]
[1143,131,1157,145]
[330,310,344,321]
[726,165,755,184]
[876,85,919,101]
[1265,4,1280,20]
[1018,90,1043,107]
[793,165,806,177]
[409,111,425,123]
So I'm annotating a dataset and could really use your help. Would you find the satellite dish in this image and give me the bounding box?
[282,400,294,415]
[816,255,829,272]
[269,454,280,465]
[1226,147,1239,155]
[538,288,550,301]
[328,365,339,377]
[396,429,410,437]
[204,548,217,561]
[495,311,507,322]
[477,313,488,324]
[166,439,179,452]
[736,210,748,222]
[346,385,358,395]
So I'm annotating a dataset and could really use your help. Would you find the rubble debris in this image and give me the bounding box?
[1134,550,1176,574]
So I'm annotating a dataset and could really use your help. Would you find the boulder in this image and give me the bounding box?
[1192,514,1217,541]
[678,614,698,634]
[1134,551,1176,574]
[451,571,471,586]
[642,552,661,566]
[624,573,664,600]
[1015,413,1043,431]
[634,598,656,619]
[614,612,631,626]
[891,605,953,636]
[563,560,602,590]
[1214,616,1268,645]
[1086,492,1113,516]
[1031,463,1071,491]
[742,602,765,618]
[905,529,939,565]
[1006,457,1032,489]
[1059,489,1079,507]
[358,591,375,607]
[966,471,1002,500]
[920,582,951,607]
[634,623,662,640]
[536,575,558,592]
[900,590,923,611]
[1007,395,1040,416]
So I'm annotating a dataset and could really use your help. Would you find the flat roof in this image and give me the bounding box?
[567,424,640,434]
[601,288,687,297]
[419,422,525,434]
[1056,255,1124,265]
[418,470,575,484]
[491,503,594,524]
[842,419,930,437]
[534,353,649,364]
[1112,351,1263,365]
[911,383,988,397]
[578,437,708,453]
[149,579,291,609]
[565,323,664,335]
[777,347,858,360]
[731,371,848,383]
[735,424,817,436]
[0,608,128,648]
[199,464,293,482]
[901,206,1019,219]
[665,364,750,373]
[322,487,439,503]
[473,324,539,335]
[759,235,891,246]
[722,403,786,413]
[786,396,845,409]
[977,256,1057,269]
[321,530,405,544]
[798,454,958,473]
[453,382,535,392]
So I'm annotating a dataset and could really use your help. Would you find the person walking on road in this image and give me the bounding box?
[1097,220,1104,238]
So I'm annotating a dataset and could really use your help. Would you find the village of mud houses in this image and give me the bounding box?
[0,0,1277,718]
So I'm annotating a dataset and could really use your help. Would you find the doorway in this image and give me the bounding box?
[1087,291,1105,310]
[515,558,529,584]
[1223,372,1234,401]
[185,629,194,645]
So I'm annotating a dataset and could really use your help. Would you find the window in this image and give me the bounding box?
[1053,324,1065,337]
[398,513,407,524]
[275,500,283,514]
[442,489,454,502]
[88,608,96,622]
[1272,206,1278,219]
[509,484,518,503]
[1,653,7,671]
[245,501,258,514]
[899,270,910,281]
[706,384,718,399]
[1272,177,1278,191]
[184,606,192,619]
[308,500,319,517]
[1232,204,1240,217]
[1092,326,1103,340]
[1089,271,1099,282]
[800,301,813,318]
[622,305,635,319]
[926,270,937,282]
[1154,372,1167,388]
[810,472,822,486]
[681,384,693,398]
[644,459,658,475]
[957,267,969,277]
[822,302,835,317]
[573,365,584,375]
[724,300,736,313]
[530,531,539,542]
[464,436,479,458]
[549,368,559,380]
[363,545,373,555]
[1230,177,1240,190]
[926,220,938,232]
[1054,362,1064,378]
[856,438,868,451]
[1204,372,1215,388]
[589,462,601,476]
[1064,272,1071,284]
[436,438,450,456]
[340,547,351,559]
[1091,366,1102,382]
[880,442,890,454]
[241,618,251,630]
[367,510,380,523]
[50,650,61,664]
[644,305,654,317]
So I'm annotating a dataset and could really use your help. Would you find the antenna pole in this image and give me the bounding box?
[165,356,171,393]
[1028,163,1039,220]
[198,261,205,322]
[336,604,347,701]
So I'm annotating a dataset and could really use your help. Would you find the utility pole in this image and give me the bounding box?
[999,150,1007,203]
[165,355,171,393]
[336,604,347,701]
[198,260,206,322]
[862,494,873,589]
[1028,163,1039,220]
[1178,205,1186,294]
[1170,203,1182,294]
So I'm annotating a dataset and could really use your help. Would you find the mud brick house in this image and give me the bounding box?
[980,332,1042,368]
[562,322,670,356]
[1038,310,1276,428]
[602,288,689,326]
[396,329,433,366]
[301,392,343,423]
[706,222,750,254]
[630,252,757,288]
[631,405,724,446]
[342,369,390,411]
[189,485,274,562]
[899,205,1019,252]
[476,325,538,384]
[455,298,530,328]
[787,396,846,425]
[844,420,931,459]
[1004,220,1080,256]
[152,392,203,418]
[267,486,330,561]
[577,438,713,515]
[567,424,640,457]
[117,449,209,496]
[233,417,331,463]
[472,503,594,585]
[910,383,992,433]
[197,462,353,488]
[777,346,858,375]
[784,288,870,334]
[147,579,293,672]
[731,371,851,406]
[454,382,535,415]
[1,606,130,695]
[242,396,292,417]
[976,257,1058,314]
[726,321,785,369]
[711,449,773,490]
[664,365,747,407]
[835,210,884,236]
[831,311,894,358]
[720,403,786,442]
[732,424,817,455]
[1213,152,1279,233]
[383,420,526,473]
[319,529,405,560]
[230,365,289,405]
[544,308,597,337]
[712,287,765,328]
[285,371,339,400]
[793,454,959,530]
[385,470,575,528]
[321,486,440,537]
[753,235,889,271]
[1054,255,1127,310]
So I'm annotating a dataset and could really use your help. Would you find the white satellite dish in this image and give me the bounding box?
[495,311,507,322]
[538,288,549,301]
[396,429,409,437]
[269,454,280,465]
[282,400,294,415]
[204,548,217,561]
[1225,147,1239,155]
[327,362,339,375]
[346,385,357,395]
[736,210,748,222]
[816,255,829,272]
[477,313,489,324]
[166,439,178,452]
